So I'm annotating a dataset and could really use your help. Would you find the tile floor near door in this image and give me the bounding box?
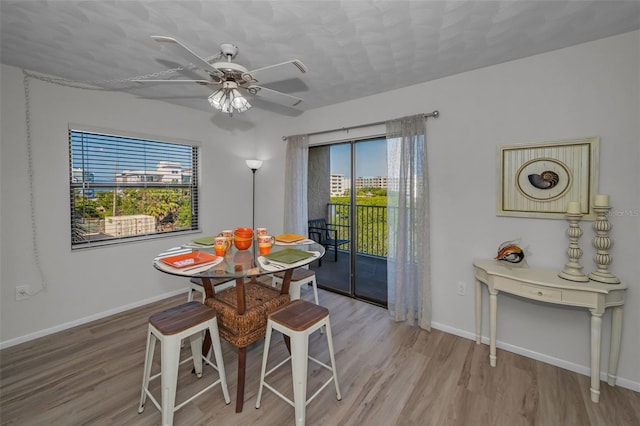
[310,249,388,304]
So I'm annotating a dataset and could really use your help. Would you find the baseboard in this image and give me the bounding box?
[0,288,186,350]
[431,321,640,393]
[3,299,638,394]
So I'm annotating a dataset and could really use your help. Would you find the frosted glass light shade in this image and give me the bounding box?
[245,159,263,170]
[208,81,251,114]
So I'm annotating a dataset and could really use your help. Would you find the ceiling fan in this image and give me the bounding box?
[133,36,307,115]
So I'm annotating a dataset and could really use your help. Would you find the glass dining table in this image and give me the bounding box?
[153,239,325,412]
[153,240,325,301]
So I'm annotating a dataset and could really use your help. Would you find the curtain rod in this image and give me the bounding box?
[282,110,439,141]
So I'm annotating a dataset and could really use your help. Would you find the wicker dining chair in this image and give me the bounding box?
[202,275,292,412]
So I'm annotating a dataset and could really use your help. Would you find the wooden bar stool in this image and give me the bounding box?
[272,269,323,334]
[271,268,319,305]
[138,302,230,426]
[256,300,341,426]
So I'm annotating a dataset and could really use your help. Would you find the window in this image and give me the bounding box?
[69,126,199,248]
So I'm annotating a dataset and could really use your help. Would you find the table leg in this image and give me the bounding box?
[235,277,246,314]
[489,289,498,367]
[201,277,215,299]
[280,269,293,296]
[607,306,623,386]
[199,283,214,359]
[281,269,294,354]
[589,309,603,403]
[475,280,482,344]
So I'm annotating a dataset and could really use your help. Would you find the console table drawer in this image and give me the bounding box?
[494,277,562,302]
[520,283,562,302]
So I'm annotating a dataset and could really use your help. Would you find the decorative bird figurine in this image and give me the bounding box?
[495,240,525,263]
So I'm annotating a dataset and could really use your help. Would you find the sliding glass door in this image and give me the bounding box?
[308,138,388,306]
[353,139,388,304]
[308,144,351,294]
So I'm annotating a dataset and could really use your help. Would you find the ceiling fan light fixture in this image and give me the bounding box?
[231,89,251,110]
[208,89,225,109]
[208,80,251,115]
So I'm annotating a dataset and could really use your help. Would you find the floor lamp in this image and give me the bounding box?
[245,159,263,235]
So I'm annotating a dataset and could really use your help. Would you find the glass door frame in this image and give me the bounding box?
[308,137,388,308]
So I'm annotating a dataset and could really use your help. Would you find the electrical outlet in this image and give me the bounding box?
[456,281,466,296]
[15,285,30,301]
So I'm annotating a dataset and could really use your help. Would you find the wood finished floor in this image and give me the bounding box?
[1,285,639,426]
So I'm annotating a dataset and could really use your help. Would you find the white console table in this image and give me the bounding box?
[473,259,627,403]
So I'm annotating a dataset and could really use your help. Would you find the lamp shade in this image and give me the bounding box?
[245,159,263,170]
[208,81,251,114]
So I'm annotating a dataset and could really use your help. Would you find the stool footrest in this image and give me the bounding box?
[260,354,337,408]
[308,355,334,372]
[306,376,337,407]
[144,353,225,413]
[148,353,222,382]
[264,355,292,378]
[263,382,295,408]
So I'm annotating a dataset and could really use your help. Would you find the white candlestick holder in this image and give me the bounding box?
[558,212,589,282]
[588,204,621,284]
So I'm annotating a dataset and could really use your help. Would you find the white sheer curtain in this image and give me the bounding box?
[386,114,431,330]
[283,134,309,235]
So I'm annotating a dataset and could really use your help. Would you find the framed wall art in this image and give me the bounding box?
[496,137,599,220]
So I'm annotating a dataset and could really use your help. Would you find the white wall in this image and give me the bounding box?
[1,31,638,389]
[261,31,640,389]
[0,64,285,344]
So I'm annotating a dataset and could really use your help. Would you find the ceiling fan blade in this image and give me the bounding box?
[131,79,213,85]
[243,60,307,83]
[151,36,223,77]
[247,85,303,107]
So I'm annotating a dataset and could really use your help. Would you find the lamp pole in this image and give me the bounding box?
[245,159,263,237]
[250,167,257,231]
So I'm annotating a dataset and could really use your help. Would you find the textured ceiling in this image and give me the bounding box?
[1,1,639,119]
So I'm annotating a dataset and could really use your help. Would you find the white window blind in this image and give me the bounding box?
[69,127,199,248]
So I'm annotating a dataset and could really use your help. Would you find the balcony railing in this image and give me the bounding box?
[327,203,395,258]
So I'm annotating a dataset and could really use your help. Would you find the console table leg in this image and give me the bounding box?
[489,290,498,367]
[608,306,623,386]
[475,280,482,344]
[589,310,603,403]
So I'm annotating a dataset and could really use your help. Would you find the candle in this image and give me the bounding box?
[594,194,610,207]
[566,201,581,214]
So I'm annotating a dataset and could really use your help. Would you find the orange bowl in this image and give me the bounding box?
[234,237,252,250]
[234,227,253,234]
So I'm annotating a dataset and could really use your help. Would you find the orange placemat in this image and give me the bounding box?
[275,233,307,243]
[160,251,217,268]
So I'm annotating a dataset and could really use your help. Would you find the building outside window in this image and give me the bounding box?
[69,127,199,248]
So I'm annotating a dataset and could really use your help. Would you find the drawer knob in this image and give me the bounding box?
[537,291,543,296]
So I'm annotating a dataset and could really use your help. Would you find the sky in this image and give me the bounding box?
[330,138,387,178]
[71,131,192,182]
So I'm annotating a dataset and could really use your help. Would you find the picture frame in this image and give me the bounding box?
[497,137,599,220]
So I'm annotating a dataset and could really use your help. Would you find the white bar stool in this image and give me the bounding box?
[138,301,231,426]
[271,268,319,305]
[256,300,341,426]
